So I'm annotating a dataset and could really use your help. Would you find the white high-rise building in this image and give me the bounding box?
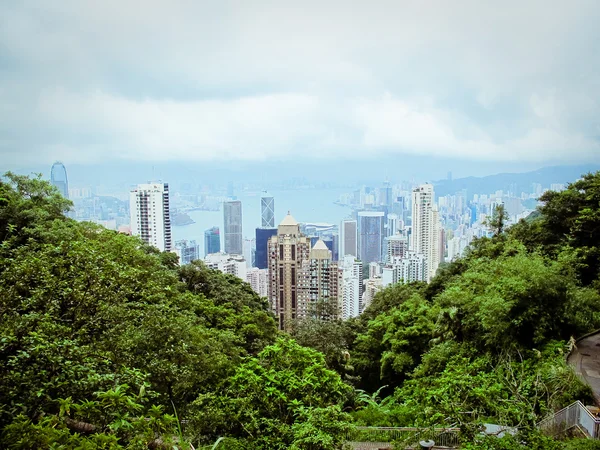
[246,267,269,298]
[386,213,399,237]
[204,253,247,281]
[410,184,441,281]
[341,255,362,319]
[130,183,172,252]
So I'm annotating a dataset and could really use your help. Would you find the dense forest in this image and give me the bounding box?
[1,171,599,449]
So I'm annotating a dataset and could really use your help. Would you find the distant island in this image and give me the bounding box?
[171,212,195,226]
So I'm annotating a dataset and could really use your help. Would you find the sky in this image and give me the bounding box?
[1,0,599,172]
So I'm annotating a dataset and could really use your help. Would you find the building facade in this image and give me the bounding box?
[340,219,358,258]
[410,184,441,281]
[129,183,172,252]
[261,192,275,228]
[204,252,247,280]
[297,240,342,321]
[341,255,362,319]
[358,211,384,264]
[384,234,409,264]
[223,200,243,255]
[268,213,311,330]
[255,227,278,269]
[204,226,221,256]
[246,267,269,298]
[174,239,199,265]
[50,161,69,199]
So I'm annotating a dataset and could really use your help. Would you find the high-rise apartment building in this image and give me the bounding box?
[410,184,441,281]
[384,234,408,264]
[340,219,358,258]
[341,255,362,319]
[358,211,385,264]
[130,183,172,252]
[268,213,311,330]
[246,267,269,298]
[204,227,221,256]
[298,240,342,321]
[386,213,399,237]
[50,161,69,199]
[204,253,247,280]
[223,200,243,255]
[261,192,275,228]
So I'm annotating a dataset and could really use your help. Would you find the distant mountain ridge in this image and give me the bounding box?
[434,164,600,198]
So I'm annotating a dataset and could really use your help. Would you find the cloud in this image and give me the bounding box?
[0,0,599,166]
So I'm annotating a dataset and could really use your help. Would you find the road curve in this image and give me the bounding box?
[568,332,600,405]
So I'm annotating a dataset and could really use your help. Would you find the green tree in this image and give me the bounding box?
[189,338,352,449]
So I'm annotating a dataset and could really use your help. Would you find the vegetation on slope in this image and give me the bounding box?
[1,171,599,449]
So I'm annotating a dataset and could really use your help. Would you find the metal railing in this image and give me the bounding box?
[344,426,460,448]
[537,401,600,438]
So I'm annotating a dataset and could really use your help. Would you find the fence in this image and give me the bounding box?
[537,401,600,438]
[344,426,460,448]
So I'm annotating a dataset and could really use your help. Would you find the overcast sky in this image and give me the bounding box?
[1,0,599,168]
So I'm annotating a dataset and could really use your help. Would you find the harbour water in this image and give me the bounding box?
[172,188,353,256]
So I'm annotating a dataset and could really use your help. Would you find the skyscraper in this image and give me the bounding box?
[268,213,311,330]
[410,184,441,281]
[223,200,243,255]
[298,240,341,321]
[130,183,172,252]
[255,227,277,269]
[340,219,357,258]
[261,192,275,228]
[380,180,392,207]
[341,255,362,319]
[357,211,384,264]
[50,161,69,199]
[386,213,399,237]
[204,226,221,256]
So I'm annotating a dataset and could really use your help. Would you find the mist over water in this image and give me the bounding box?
[172,188,353,256]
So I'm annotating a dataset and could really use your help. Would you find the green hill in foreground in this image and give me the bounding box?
[1,171,600,449]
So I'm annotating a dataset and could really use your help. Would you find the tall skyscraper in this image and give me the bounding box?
[380,180,392,207]
[341,255,362,319]
[204,227,221,256]
[223,200,243,255]
[255,227,278,269]
[50,161,69,199]
[298,240,342,321]
[261,192,275,228]
[410,184,441,281]
[130,183,172,252]
[340,219,358,258]
[268,213,311,330]
[357,211,385,264]
[386,213,399,237]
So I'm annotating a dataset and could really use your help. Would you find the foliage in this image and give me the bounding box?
[1,384,182,449]
[0,173,277,444]
[189,338,353,449]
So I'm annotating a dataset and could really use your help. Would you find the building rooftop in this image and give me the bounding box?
[312,239,328,250]
[279,213,298,226]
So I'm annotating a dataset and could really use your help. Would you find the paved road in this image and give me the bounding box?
[568,332,600,405]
